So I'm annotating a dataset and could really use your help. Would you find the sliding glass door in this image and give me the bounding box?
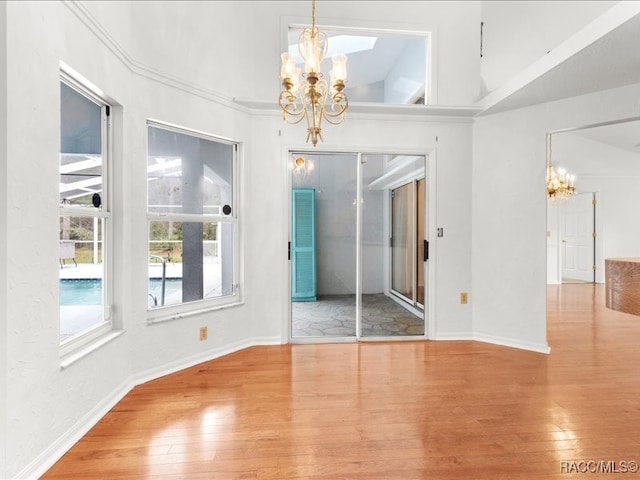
[391,183,415,302]
[290,152,427,340]
[290,153,358,338]
[391,179,425,309]
[416,179,426,306]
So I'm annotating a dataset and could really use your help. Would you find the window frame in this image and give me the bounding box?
[146,120,242,323]
[59,72,114,355]
[284,23,433,106]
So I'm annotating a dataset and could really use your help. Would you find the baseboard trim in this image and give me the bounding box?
[19,336,282,480]
[132,336,282,386]
[433,332,474,341]
[16,379,134,480]
[473,332,551,354]
[433,332,550,354]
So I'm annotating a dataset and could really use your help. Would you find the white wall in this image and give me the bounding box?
[557,131,640,176]
[480,0,617,94]
[11,0,637,476]
[3,1,260,477]
[472,81,640,353]
[2,1,475,478]
[83,0,482,106]
[0,1,7,476]
[546,200,561,283]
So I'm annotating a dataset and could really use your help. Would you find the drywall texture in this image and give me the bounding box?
[82,0,482,106]
[480,0,616,93]
[0,1,7,476]
[1,1,476,477]
[472,81,640,352]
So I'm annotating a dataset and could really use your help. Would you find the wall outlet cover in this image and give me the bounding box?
[199,326,208,341]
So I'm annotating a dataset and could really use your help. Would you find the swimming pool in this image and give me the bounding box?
[60,278,182,306]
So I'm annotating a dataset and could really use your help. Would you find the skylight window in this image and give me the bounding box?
[288,34,378,58]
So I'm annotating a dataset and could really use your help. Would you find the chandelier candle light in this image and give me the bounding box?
[546,135,576,200]
[279,0,349,146]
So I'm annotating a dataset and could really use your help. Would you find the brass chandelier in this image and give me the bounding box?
[279,0,349,146]
[546,136,576,200]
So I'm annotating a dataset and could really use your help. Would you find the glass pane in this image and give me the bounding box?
[363,156,424,337]
[148,220,233,308]
[391,183,414,300]
[291,153,357,338]
[286,28,427,105]
[60,82,103,207]
[59,216,105,341]
[417,178,425,306]
[147,126,233,216]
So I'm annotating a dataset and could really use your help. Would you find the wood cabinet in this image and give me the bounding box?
[605,258,640,316]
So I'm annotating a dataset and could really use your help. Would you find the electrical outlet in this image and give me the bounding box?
[199,326,208,341]
[460,292,468,304]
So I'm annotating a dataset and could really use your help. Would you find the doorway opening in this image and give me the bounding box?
[546,116,640,287]
[289,151,429,341]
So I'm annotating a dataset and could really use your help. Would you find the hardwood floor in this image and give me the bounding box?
[43,284,640,479]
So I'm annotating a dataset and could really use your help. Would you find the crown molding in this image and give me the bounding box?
[64,1,481,123]
[63,1,251,114]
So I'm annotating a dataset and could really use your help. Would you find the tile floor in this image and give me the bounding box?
[292,293,424,337]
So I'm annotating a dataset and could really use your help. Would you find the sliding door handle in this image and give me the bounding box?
[424,240,429,262]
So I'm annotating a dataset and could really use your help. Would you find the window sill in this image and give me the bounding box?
[60,329,125,370]
[147,300,245,325]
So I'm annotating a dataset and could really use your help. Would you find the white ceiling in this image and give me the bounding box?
[479,11,640,116]
[480,7,640,154]
[571,119,640,154]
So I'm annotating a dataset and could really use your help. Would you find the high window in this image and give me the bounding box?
[286,27,430,104]
[59,78,112,348]
[146,123,239,317]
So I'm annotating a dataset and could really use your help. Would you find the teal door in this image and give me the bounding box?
[291,188,317,301]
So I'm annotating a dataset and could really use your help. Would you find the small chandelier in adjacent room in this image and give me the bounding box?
[279,0,349,146]
[546,135,576,200]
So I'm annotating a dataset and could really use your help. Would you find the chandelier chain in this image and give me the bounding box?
[278,0,348,146]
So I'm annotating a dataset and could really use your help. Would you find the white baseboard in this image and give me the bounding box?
[17,379,133,480]
[433,331,550,354]
[132,336,282,386]
[473,332,551,354]
[19,336,282,480]
[433,332,474,341]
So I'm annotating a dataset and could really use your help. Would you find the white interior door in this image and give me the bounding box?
[561,192,595,282]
